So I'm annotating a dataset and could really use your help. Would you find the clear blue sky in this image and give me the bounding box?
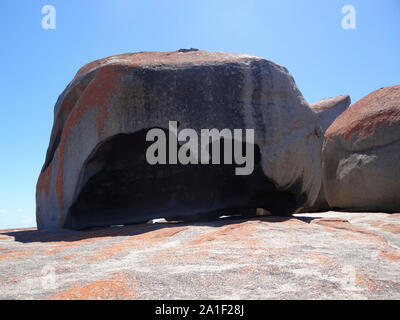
[0,0,399,229]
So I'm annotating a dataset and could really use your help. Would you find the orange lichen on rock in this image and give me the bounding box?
[55,66,128,225]
[305,252,337,270]
[356,273,378,291]
[188,221,259,246]
[36,49,324,230]
[72,50,259,81]
[311,218,388,245]
[62,254,77,261]
[47,272,137,300]
[37,163,52,197]
[380,223,400,235]
[87,226,189,261]
[379,250,400,262]
[1,213,400,299]
[55,151,64,225]
[326,85,400,141]
[367,221,400,234]
[0,249,31,262]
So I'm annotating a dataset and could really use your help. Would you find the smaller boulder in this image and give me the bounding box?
[311,95,351,132]
[302,95,351,212]
[323,85,400,212]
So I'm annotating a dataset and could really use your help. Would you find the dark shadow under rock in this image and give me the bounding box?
[65,129,301,230]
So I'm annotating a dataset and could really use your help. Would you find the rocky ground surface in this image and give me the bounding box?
[0,211,399,300]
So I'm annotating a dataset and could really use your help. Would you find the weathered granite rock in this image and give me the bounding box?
[311,95,351,132]
[36,50,322,230]
[323,85,400,212]
[302,95,351,212]
[1,211,399,299]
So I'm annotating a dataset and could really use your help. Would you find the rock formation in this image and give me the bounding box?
[323,85,400,212]
[1,212,399,299]
[302,95,351,212]
[311,95,351,132]
[36,50,323,229]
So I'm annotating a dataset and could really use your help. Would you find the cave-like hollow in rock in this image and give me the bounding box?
[64,128,301,229]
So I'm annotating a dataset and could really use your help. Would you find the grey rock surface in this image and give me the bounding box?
[36,50,322,229]
[303,95,351,212]
[311,95,351,132]
[323,85,400,212]
[0,211,399,299]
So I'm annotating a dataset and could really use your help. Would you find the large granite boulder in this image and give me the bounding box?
[323,85,400,212]
[36,50,322,229]
[303,95,351,212]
